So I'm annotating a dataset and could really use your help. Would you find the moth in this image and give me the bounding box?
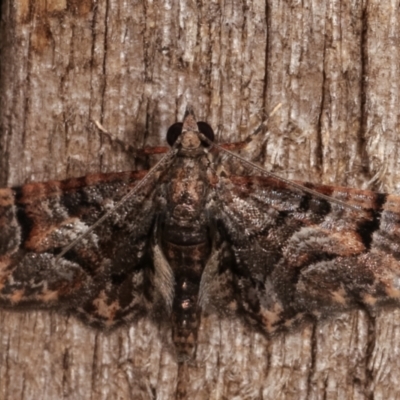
[1,107,400,362]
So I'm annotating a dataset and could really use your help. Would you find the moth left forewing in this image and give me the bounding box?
[209,174,306,332]
[300,192,400,315]
[211,170,400,334]
[284,185,384,312]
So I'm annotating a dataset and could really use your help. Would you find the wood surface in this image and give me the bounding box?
[1,1,400,399]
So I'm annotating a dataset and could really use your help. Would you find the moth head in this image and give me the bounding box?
[166,107,215,149]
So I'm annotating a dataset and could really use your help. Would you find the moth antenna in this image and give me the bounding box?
[219,104,281,153]
[248,103,282,138]
[54,146,178,264]
[93,120,169,156]
[201,135,361,213]
[93,119,139,156]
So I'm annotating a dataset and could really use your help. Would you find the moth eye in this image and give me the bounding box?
[166,121,215,146]
[197,121,215,143]
[166,122,183,146]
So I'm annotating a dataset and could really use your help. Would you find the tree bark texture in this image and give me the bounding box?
[1,1,400,399]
